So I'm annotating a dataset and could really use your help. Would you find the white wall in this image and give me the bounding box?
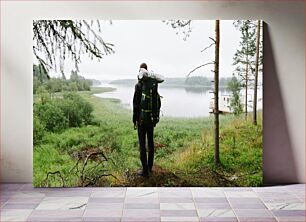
[1,1,305,184]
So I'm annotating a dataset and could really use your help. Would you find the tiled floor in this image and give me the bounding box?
[0,184,304,222]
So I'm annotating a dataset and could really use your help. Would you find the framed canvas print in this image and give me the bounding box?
[33,20,263,187]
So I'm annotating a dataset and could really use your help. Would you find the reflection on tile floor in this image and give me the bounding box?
[0,184,305,222]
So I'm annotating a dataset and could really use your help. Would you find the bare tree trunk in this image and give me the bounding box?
[214,20,220,166]
[245,27,249,121]
[253,20,261,125]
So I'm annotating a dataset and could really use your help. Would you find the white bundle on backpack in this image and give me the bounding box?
[138,68,164,83]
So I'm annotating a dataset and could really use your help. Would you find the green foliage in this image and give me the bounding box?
[33,78,41,95]
[42,125,117,153]
[33,115,46,145]
[68,81,78,92]
[33,64,94,96]
[233,20,257,65]
[33,64,49,81]
[219,77,232,87]
[159,114,262,187]
[33,145,78,187]
[33,87,262,187]
[33,64,49,94]
[35,102,69,132]
[34,92,94,134]
[35,86,50,104]
[70,71,92,91]
[57,93,94,127]
[227,75,243,115]
[46,78,63,93]
[233,20,257,81]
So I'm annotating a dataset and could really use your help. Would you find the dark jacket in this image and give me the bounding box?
[133,81,143,124]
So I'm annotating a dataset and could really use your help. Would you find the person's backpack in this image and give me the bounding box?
[140,77,161,126]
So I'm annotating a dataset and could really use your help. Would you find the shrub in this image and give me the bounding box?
[35,102,69,132]
[227,75,243,115]
[34,92,94,133]
[57,93,94,127]
[33,114,46,145]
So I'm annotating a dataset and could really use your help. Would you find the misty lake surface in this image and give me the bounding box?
[95,83,262,118]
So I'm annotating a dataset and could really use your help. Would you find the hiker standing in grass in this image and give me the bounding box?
[133,63,163,178]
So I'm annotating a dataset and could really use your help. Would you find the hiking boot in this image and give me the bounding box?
[137,169,149,178]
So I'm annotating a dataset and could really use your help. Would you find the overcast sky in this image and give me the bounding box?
[50,20,242,80]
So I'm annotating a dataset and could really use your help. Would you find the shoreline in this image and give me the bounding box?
[88,86,263,122]
[89,86,213,121]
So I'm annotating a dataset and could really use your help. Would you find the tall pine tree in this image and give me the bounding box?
[165,20,221,166]
[253,20,263,125]
[233,20,256,120]
[214,20,220,166]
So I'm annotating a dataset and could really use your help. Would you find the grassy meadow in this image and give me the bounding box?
[33,87,262,187]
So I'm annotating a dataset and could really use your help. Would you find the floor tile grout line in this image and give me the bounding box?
[18,186,47,221]
[18,207,35,221]
[1,184,305,222]
[224,187,240,222]
[120,187,127,222]
[0,195,9,208]
[21,187,91,221]
[158,186,161,222]
[252,187,280,222]
[288,187,305,203]
[249,187,269,210]
[190,187,201,222]
[19,184,26,191]
[0,186,18,209]
[80,187,92,221]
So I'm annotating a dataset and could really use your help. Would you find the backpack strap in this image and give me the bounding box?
[142,93,152,99]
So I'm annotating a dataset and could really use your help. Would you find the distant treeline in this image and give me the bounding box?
[109,76,232,87]
[90,79,102,86]
[33,64,101,94]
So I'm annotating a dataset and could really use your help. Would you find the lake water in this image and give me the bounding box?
[95,83,262,118]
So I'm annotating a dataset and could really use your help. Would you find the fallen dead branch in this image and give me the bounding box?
[44,170,65,187]
[72,148,117,186]
[45,147,117,187]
